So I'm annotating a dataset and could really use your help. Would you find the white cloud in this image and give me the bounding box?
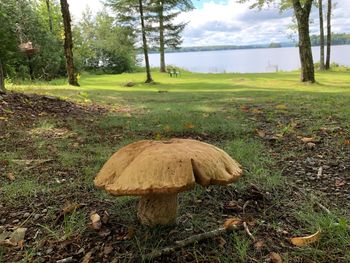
[67,0,350,46]
[177,0,350,46]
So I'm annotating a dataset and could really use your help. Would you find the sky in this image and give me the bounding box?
[68,0,350,47]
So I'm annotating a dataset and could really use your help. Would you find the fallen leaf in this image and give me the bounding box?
[254,240,265,251]
[290,230,321,247]
[101,210,109,224]
[275,104,287,110]
[124,227,135,240]
[223,200,242,211]
[300,137,315,143]
[90,213,102,230]
[184,122,195,129]
[0,239,17,247]
[240,105,250,112]
[335,179,346,188]
[56,202,84,222]
[223,217,242,229]
[251,108,263,114]
[216,236,226,248]
[163,125,172,132]
[103,245,113,255]
[255,129,266,138]
[9,228,27,244]
[6,172,15,181]
[269,252,282,263]
[62,202,83,215]
[344,139,350,146]
[81,251,92,263]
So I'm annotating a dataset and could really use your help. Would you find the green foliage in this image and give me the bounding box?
[74,8,136,74]
[0,0,65,81]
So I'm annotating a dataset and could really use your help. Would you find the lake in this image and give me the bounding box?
[147,45,350,73]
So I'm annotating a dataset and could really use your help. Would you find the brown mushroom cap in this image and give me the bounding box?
[94,139,243,196]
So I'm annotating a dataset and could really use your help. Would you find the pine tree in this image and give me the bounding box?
[106,0,153,83]
[318,0,325,70]
[148,0,193,72]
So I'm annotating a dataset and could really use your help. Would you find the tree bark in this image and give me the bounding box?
[0,58,5,93]
[60,0,79,86]
[46,0,54,33]
[159,0,166,73]
[325,0,332,70]
[139,0,153,83]
[318,0,325,70]
[293,0,315,83]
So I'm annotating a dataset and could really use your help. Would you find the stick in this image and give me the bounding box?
[243,221,255,241]
[132,226,238,262]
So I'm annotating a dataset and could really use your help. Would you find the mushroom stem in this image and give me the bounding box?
[137,193,178,226]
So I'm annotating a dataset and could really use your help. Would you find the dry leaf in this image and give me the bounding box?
[290,230,321,247]
[275,104,287,110]
[0,239,17,247]
[216,236,226,248]
[62,202,83,215]
[269,252,282,263]
[344,139,350,146]
[300,137,315,143]
[90,213,102,230]
[335,179,346,188]
[255,129,266,138]
[223,217,241,229]
[124,227,135,240]
[6,172,15,181]
[251,108,263,114]
[254,240,265,251]
[184,122,195,129]
[163,125,172,132]
[81,251,92,263]
[101,210,109,224]
[240,105,250,112]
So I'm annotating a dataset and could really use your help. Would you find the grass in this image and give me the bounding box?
[1,70,350,262]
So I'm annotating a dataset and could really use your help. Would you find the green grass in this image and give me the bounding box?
[1,70,350,262]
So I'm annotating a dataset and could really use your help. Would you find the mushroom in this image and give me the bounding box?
[94,139,243,226]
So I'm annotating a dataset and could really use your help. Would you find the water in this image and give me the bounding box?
[147,45,350,73]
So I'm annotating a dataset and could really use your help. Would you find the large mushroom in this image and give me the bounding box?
[94,139,243,226]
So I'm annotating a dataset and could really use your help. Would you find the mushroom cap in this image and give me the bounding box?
[94,139,243,196]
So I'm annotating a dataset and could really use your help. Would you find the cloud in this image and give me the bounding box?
[177,0,350,46]
[68,0,350,46]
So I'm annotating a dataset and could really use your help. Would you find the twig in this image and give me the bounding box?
[243,221,255,241]
[132,225,239,262]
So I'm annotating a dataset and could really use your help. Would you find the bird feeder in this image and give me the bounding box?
[94,139,243,226]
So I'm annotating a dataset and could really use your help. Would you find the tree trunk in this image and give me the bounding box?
[139,0,153,83]
[60,0,79,86]
[46,0,54,33]
[159,1,166,73]
[325,0,332,70]
[318,0,325,70]
[293,0,315,83]
[0,58,5,93]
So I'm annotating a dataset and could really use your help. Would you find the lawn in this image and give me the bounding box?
[1,70,350,262]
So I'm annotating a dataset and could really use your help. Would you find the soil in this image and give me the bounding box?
[0,92,349,262]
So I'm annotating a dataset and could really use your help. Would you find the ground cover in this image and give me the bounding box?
[1,70,350,262]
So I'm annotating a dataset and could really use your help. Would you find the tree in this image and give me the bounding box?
[106,0,153,83]
[149,0,193,72]
[139,0,153,82]
[0,58,5,93]
[318,0,325,70]
[325,0,331,69]
[60,0,79,86]
[46,0,54,33]
[292,0,315,82]
[239,0,315,83]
